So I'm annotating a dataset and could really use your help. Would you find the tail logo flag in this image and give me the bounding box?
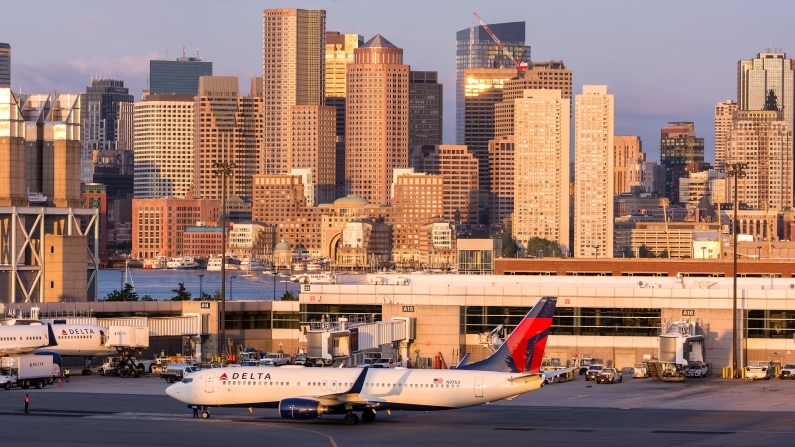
[459,296,557,374]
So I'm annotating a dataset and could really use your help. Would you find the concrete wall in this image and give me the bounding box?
[43,234,88,302]
[382,304,464,365]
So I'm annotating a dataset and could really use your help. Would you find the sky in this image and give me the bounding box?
[2,0,794,163]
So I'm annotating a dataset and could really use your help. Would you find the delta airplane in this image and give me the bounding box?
[35,324,114,374]
[0,324,57,355]
[166,296,566,425]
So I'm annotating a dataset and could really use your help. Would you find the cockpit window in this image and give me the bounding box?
[182,378,193,384]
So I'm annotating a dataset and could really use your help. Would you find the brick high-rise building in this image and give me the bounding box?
[487,136,515,225]
[574,86,614,258]
[409,71,443,146]
[494,61,572,138]
[512,89,570,253]
[133,94,195,198]
[263,8,326,175]
[194,76,262,202]
[287,105,337,205]
[660,122,705,205]
[410,145,479,224]
[613,136,645,195]
[727,106,793,212]
[345,35,409,205]
[714,100,738,172]
[325,32,363,197]
[131,198,220,259]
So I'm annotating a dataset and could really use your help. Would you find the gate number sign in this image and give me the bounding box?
[682,310,695,317]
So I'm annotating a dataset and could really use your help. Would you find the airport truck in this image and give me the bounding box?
[0,355,55,390]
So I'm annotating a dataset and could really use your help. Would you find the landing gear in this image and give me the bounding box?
[361,409,376,423]
[201,411,210,419]
[82,368,92,375]
[343,413,359,425]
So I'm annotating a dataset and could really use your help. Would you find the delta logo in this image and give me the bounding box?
[62,330,67,335]
[219,373,228,380]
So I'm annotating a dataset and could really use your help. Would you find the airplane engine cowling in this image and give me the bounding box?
[278,398,328,419]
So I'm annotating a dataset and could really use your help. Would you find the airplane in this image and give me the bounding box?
[35,324,114,375]
[166,296,567,425]
[0,323,57,356]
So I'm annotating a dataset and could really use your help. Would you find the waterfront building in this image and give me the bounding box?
[263,8,326,175]
[149,53,212,96]
[714,100,738,172]
[133,94,195,198]
[512,89,570,253]
[132,198,220,259]
[337,218,392,268]
[194,76,262,202]
[345,35,409,205]
[410,144,479,224]
[574,86,614,258]
[456,21,530,144]
[660,122,705,205]
[409,71,443,147]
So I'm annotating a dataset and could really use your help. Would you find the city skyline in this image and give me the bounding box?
[2,0,793,163]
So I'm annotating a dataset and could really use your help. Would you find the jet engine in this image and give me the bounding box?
[278,398,329,419]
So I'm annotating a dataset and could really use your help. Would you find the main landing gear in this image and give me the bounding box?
[343,413,359,425]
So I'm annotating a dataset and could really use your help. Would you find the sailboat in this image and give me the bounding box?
[125,259,136,292]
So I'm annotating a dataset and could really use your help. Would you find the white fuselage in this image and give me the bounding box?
[0,325,51,355]
[166,366,543,411]
[35,325,113,357]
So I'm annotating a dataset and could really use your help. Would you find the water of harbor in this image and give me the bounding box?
[98,268,301,301]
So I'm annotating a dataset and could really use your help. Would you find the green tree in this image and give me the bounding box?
[281,291,297,301]
[103,283,139,302]
[525,237,563,258]
[638,244,655,258]
[170,282,192,301]
[659,249,670,259]
[620,247,634,258]
[490,233,517,258]
[193,291,214,301]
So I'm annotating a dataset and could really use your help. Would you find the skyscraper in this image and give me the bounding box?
[738,51,794,135]
[325,32,363,197]
[133,94,195,198]
[345,35,409,205]
[512,89,570,253]
[263,8,326,175]
[194,76,262,202]
[660,122,705,205]
[409,71,443,147]
[149,52,212,96]
[714,100,738,172]
[574,85,614,259]
[727,101,793,212]
[494,61,573,138]
[0,42,10,88]
[613,136,644,195]
[80,78,134,183]
[463,67,515,223]
[455,21,530,144]
[288,105,337,205]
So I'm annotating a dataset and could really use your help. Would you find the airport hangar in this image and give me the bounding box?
[7,258,795,371]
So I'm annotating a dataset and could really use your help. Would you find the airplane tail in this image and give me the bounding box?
[459,296,556,374]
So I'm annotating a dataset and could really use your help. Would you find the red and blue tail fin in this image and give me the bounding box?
[459,296,556,374]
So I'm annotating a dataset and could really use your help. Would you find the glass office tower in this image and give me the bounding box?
[150,58,212,96]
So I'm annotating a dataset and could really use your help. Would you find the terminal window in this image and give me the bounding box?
[747,310,795,338]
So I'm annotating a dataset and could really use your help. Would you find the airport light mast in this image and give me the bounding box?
[727,162,747,377]
[213,161,235,363]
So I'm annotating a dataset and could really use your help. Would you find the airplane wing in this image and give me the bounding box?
[295,367,371,407]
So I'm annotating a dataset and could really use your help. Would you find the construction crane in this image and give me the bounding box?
[472,12,529,76]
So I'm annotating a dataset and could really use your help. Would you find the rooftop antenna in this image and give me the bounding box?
[197,48,201,60]
[182,46,186,59]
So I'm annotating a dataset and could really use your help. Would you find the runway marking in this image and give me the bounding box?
[652,430,735,435]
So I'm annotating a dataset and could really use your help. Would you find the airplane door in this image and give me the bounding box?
[205,373,214,393]
[321,380,328,392]
[475,377,483,398]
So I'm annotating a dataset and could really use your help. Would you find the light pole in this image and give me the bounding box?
[701,247,706,260]
[230,276,237,301]
[537,250,543,259]
[756,246,762,260]
[727,162,747,377]
[198,274,204,300]
[212,161,235,363]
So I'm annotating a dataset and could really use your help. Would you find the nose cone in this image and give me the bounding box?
[166,382,181,400]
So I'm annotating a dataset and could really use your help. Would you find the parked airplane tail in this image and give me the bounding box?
[459,296,556,374]
[46,324,58,347]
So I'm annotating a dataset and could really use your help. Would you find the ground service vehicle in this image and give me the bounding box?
[596,367,623,384]
[262,353,291,366]
[633,363,649,378]
[745,361,774,380]
[779,363,795,379]
[686,363,708,378]
[294,354,308,366]
[577,357,603,375]
[99,356,149,377]
[0,355,55,390]
[161,363,201,383]
[585,365,605,381]
[166,296,575,424]
[371,358,397,368]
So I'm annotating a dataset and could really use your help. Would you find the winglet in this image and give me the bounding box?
[46,324,58,347]
[456,353,471,368]
[348,367,368,394]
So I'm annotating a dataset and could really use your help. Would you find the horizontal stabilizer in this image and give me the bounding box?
[542,367,574,380]
[507,374,543,384]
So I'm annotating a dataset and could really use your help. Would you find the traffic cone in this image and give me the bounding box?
[58,379,61,387]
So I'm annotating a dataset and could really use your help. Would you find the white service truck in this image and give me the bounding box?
[0,355,55,390]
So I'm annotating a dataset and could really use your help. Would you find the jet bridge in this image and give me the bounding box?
[304,316,414,364]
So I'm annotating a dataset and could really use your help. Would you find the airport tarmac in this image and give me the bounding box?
[1,373,794,446]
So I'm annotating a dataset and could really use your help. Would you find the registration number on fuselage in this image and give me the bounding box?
[446,380,460,385]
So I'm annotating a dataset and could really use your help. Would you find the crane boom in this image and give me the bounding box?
[472,12,528,72]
